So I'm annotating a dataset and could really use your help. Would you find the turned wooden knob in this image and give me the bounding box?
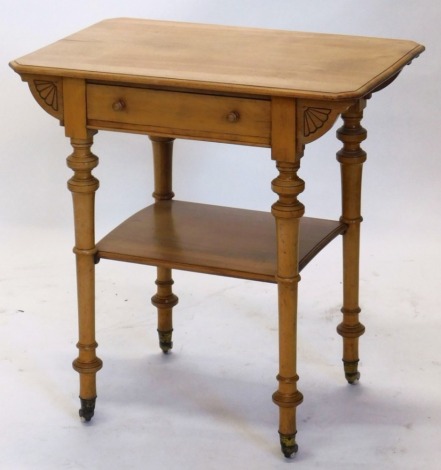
[112,99,126,111]
[227,111,240,122]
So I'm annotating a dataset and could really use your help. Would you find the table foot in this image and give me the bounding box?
[279,432,299,458]
[157,329,173,354]
[79,396,96,421]
[343,360,361,384]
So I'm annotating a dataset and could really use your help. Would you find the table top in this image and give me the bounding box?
[10,18,424,100]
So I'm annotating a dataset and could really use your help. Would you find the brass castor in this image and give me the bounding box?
[279,432,299,458]
[343,360,361,385]
[346,371,361,385]
[158,329,173,354]
[79,397,96,421]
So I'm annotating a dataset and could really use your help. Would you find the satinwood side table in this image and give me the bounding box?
[10,19,424,458]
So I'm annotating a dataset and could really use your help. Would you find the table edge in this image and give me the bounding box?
[9,42,424,100]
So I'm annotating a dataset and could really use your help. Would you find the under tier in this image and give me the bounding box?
[96,201,346,283]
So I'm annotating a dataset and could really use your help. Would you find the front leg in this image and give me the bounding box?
[67,134,102,420]
[270,97,305,458]
[271,160,305,458]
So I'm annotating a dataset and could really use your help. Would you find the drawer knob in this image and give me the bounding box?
[112,99,126,111]
[227,111,240,123]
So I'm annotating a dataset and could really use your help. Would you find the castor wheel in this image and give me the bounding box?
[279,432,299,458]
[79,397,96,421]
[158,329,173,354]
[346,371,361,385]
[343,360,361,385]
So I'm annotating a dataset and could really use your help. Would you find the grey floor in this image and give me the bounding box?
[1,225,440,469]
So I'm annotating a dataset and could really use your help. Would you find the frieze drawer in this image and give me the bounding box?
[86,84,271,145]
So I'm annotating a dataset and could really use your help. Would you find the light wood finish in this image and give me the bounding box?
[64,77,102,420]
[149,137,178,354]
[87,85,271,145]
[10,18,424,458]
[336,100,367,384]
[270,97,305,456]
[96,201,346,282]
[11,18,423,99]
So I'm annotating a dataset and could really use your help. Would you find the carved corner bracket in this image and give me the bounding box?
[297,99,355,147]
[23,75,64,121]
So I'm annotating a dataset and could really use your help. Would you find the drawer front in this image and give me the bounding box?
[86,84,271,145]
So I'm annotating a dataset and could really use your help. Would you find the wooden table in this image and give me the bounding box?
[10,18,424,458]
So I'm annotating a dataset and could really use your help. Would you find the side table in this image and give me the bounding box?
[10,18,424,457]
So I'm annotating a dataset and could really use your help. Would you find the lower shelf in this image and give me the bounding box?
[96,200,346,283]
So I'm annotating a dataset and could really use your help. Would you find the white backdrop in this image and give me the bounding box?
[1,2,441,469]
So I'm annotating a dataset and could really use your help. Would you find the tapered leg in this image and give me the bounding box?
[336,100,367,384]
[67,134,102,420]
[149,136,178,353]
[271,161,305,458]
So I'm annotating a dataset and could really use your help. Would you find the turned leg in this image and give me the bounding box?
[149,136,178,353]
[271,161,305,458]
[336,100,367,384]
[67,134,103,420]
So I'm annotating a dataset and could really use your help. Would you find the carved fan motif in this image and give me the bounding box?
[303,107,331,137]
[34,80,58,111]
